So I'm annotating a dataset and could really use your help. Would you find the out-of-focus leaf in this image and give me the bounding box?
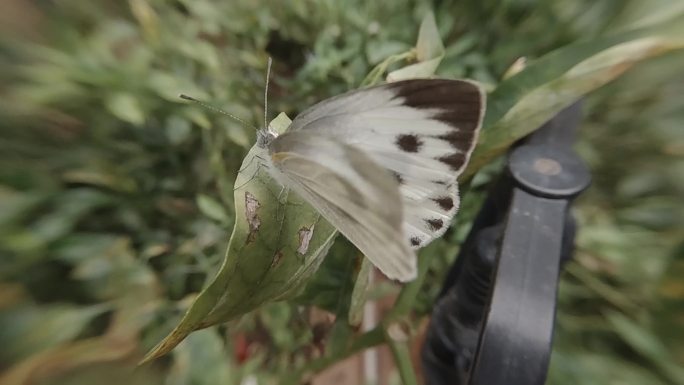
[654,242,684,361]
[222,120,252,148]
[70,236,161,311]
[608,0,684,32]
[165,116,192,145]
[260,303,295,350]
[366,40,411,64]
[130,0,160,43]
[617,171,665,198]
[548,351,669,385]
[618,200,684,230]
[196,194,229,224]
[466,21,684,177]
[61,168,138,193]
[148,72,209,102]
[166,328,233,385]
[0,331,145,385]
[295,237,357,314]
[415,10,444,63]
[606,311,684,382]
[0,303,109,363]
[176,40,220,70]
[54,234,126,265]
[501,57,527,80]
[105,93,145,126]
[606,311,669,359]
[387,11,445,82]
[2,189,111,254]
[0,188,47,226]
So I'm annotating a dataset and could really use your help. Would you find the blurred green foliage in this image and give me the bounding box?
[0,0,682,384]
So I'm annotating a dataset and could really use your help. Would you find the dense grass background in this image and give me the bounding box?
[0,1,682,384]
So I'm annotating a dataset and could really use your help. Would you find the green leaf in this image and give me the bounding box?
[465,20,684,178]
[167,328,233,385]
[141,113,338,362]
[222,121,252,148]
[387,11,445,81]
[548,351,669,385]
[606,311,684,382]
[0,188,48,227]
[0,303,109,363]
[2,189,111,254]
[415,10,444,63]
[366,40,411,64]
[196,194,230,224]
[55,234,125,265]
[105,92,145,126]
[606,311,667,359]
[608,0,684,32]
[348,258,372,326]
[165,116,192,145]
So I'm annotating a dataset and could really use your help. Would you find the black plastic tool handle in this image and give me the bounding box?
[422,102,591,385]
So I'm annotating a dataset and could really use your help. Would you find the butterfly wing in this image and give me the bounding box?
[286,79,485,248]
[266,131,417,281]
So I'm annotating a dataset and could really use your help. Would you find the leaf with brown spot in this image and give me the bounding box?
[141,113,338,363]
[244,191,261,244]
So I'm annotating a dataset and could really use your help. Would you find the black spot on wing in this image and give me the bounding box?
[396,134,423,153]
[390,79,482,113]
[425,218,444,231]
[390,79,481,106]
[438,153,467,172]
[432,196,454,211]
[410,237,422,247]
[436,129,478,153]
[388,79,482,153]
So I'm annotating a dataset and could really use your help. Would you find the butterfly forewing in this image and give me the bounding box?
[267,132,417,281]
[285,79,485,249]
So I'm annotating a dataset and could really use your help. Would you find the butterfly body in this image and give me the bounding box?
[256,79,485,281]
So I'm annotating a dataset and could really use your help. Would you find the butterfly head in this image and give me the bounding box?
[256,127,277,149]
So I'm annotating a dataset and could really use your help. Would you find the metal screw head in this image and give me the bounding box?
[508,145,591,199]
[533,158,562,176]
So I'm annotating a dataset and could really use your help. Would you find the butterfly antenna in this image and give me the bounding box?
[179,94,257,131]
[264,57,272,129]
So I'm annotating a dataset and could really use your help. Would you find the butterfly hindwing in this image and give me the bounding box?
[285,79,485,248]
[266,131,417,281]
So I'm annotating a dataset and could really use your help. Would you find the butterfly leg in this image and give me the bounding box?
[233,161,265,191]
[238,154,266,173]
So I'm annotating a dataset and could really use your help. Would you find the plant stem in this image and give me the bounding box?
[387,246,432,319]
[386,337,418,385]
[360,50,416,87]
[283,327,386,385]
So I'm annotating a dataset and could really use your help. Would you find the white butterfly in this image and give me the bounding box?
[254,77,485,282]
[184,72,485,282]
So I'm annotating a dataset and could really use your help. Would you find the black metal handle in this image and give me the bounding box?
[422,102,591,385]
